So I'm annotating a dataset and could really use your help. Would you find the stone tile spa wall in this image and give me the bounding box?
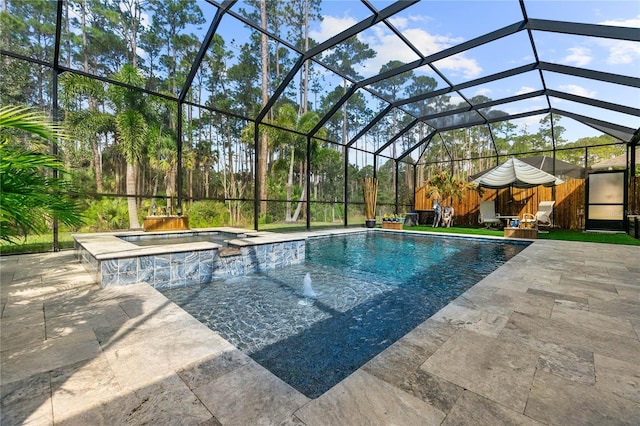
[75,240,306,290]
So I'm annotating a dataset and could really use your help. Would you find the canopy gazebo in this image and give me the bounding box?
[472,158,565,190]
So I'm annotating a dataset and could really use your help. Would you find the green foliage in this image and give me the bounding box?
[0,232,75,255]
[80,197,129,232]
[555,134,625,166]
[0,106,85,243]
[0,106,64,142]
[310,201,344,224]
[424,171,480,205]
[0,142,85,241]
[184,200,229,228]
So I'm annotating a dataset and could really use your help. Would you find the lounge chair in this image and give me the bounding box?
[478,201,502,229]
[521,201,555,232]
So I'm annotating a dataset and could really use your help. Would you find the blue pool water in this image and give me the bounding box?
[161,232,528,398]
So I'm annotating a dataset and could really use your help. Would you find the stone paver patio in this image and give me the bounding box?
[1,231,639,425]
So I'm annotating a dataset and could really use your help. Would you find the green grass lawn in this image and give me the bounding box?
[405,225,640,246]
[0,232,76,255]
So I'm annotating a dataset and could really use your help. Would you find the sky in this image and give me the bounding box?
[208,1,640,143]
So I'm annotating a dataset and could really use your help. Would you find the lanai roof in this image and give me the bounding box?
[212,1,640,161]
[2,0,639,162]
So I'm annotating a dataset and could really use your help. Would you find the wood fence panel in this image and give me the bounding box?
[415,175,639,229]
[415,179,585,229]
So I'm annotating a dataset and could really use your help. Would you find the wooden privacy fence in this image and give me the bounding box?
[415,176,640,230]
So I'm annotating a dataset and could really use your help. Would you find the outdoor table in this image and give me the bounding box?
[504,227,538,239]
[496,215,519,227]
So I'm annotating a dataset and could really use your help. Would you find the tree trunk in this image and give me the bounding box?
[258,0,269,215]
[302,0,309,114]
[166,166,176,215]
[205,166,210,198]
[150,174,159,214]
[188,169,193,206]
[126,162,140,229]
[227,117,234,192]
[392,109,397,191]
[286,148,294,221]
[292,159,308,221]
[291,176,307,222]
[342,78,348,156]
[92,135,103,193]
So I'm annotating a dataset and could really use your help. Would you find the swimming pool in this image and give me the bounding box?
[161,232,528,398]
[117,230,251,247]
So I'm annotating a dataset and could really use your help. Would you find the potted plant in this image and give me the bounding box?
[361,176,378,228]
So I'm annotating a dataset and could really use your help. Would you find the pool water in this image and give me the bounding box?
[161,232,528,398]
[118,230,250,247]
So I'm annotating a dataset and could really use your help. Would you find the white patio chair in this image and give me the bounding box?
[521,201,555,232]
[478,201,502,229]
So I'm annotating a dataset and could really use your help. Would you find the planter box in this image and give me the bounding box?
[143,216,189,232]
[504,227,537,239]
[382,222,403,230]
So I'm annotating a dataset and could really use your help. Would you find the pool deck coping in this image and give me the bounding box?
[2,228,639,425]
[72,226,307,260]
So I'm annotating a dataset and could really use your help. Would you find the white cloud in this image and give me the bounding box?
[401,27,480,79]
[388,16,408,29]
[434,53,482,79]
[448,96,464,106]
[600,40,640,65]
[511,115,543,129]
[309,15,358,43]
[598,15,640,29]
[475,88,492,97]
[558,84,596,98]
[140,11,151,30]
[562,47,592,66]
[408,14,432,24]
[505,104,546,115]
[403,28,465,56]
[596,15,640,65]
[314,14,481,80]
[519,54,535,63]
[515,86,537,96]
[355,27,423,75]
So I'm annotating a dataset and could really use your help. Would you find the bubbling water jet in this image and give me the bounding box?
[301,272,317,298]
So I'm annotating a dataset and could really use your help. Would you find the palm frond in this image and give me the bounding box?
[115,109,147,163]
[0,106,66,141]
[0,109,84,243]
[60,73,105,101]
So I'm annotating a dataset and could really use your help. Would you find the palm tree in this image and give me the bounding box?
[0,106,84,243]
[108,64,148,228]
[63,65,149,229]
[425,171,479,207]
[270,104,325,222]
[60,73,112,193]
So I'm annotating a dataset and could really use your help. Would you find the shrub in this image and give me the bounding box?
[185,200,228,228]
